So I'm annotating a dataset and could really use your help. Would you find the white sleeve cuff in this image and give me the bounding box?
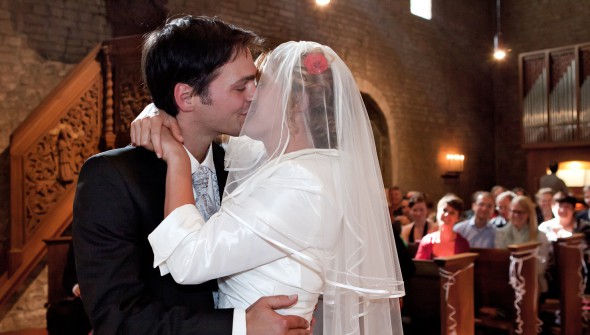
[148,204,205,270]
[158,264,170,276]
[232,308,246,335]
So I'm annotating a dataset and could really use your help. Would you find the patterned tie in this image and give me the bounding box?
[192,165,221,221]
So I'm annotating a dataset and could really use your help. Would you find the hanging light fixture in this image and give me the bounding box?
[316,0,330,6]
[493,0,507,60]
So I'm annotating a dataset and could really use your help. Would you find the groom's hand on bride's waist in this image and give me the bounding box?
[246,295,311,335]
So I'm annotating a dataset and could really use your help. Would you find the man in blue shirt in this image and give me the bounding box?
[454,191,496,248]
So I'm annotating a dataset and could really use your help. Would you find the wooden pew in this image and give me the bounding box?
[43,236,72,306]
[472,242,540,335]
[403,252,478,335]
[539,234,586,334]
[406,242,418,258]
[554,233,584,334]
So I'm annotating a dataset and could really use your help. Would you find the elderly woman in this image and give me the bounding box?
[415,194,470,260]
[495,195,549,292]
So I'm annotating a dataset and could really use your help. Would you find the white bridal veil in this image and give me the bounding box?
[224,41,404,334]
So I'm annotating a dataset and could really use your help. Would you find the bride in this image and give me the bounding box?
[141,41,404,334]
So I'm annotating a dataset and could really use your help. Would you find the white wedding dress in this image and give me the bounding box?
[149,148,342,322]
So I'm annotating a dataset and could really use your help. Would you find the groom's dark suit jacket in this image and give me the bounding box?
[73,144,232,335]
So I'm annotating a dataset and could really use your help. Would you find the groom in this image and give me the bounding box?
[73,16,310,334]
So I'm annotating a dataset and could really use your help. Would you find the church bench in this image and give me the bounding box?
[43,236,73,306]
[472,242,541,335]
[403,252,477,335]
[540,233,586,334]
[555,234,585,334]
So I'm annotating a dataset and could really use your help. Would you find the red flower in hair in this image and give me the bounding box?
[303,53,329,74]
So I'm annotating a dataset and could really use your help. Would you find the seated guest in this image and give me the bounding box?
[392,196,411,228]
[397,197,412,225]
[400,197,411,218]
[389,186,404,217]
[538,193,581,301]
[453,191,496,248]
[535,187,555,224]
[575,185,590,293]
[495,195,550,292]
[393,224,416,279]
[576,184,590,225]
[574,184,590,247]
[401,193,437,244]
[538,192,577,241]
[491,185,507,205]
[512,186,527,196]
[491,191,516,228]
[415,194,469,260]
[490,184,507,218]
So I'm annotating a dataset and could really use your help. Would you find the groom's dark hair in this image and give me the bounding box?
[142,15,263,116]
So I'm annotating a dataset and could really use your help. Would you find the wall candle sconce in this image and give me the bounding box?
[442,154,464,179]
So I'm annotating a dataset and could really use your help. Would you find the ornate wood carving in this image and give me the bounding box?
[116,65,151,147]
[102,45,116,149]
[23,78,102,239]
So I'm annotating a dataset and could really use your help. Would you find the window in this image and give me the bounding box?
[411,0,432,20]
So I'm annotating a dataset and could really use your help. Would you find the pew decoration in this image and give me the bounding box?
[557,237,589,322]
[474,243,541,334]
[508,245,543,334]
[439,263,474,335]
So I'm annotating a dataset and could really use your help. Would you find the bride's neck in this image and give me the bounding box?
[284,117,313,153]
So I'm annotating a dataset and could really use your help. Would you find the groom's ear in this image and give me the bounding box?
[173,83,195,112]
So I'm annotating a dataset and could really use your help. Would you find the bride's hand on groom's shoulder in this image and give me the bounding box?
[130,103,183,158]
[246,295,311,335]
[159,127,186,164]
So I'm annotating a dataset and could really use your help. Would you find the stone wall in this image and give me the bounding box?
[0,0,110,151]
[0,267,46,331]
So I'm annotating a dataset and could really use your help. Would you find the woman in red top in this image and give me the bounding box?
[415,194,470,260]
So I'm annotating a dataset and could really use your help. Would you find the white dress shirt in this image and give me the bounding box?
[538,217,573,241]
[170,145,247,334]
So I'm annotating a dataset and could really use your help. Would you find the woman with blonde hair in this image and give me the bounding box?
[495,195,549,292]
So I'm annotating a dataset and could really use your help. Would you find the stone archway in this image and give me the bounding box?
[362,93,392,186]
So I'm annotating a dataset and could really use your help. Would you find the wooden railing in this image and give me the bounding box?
[1,34,149,316]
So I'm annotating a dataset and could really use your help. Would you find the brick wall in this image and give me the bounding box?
[165,0,496,202]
